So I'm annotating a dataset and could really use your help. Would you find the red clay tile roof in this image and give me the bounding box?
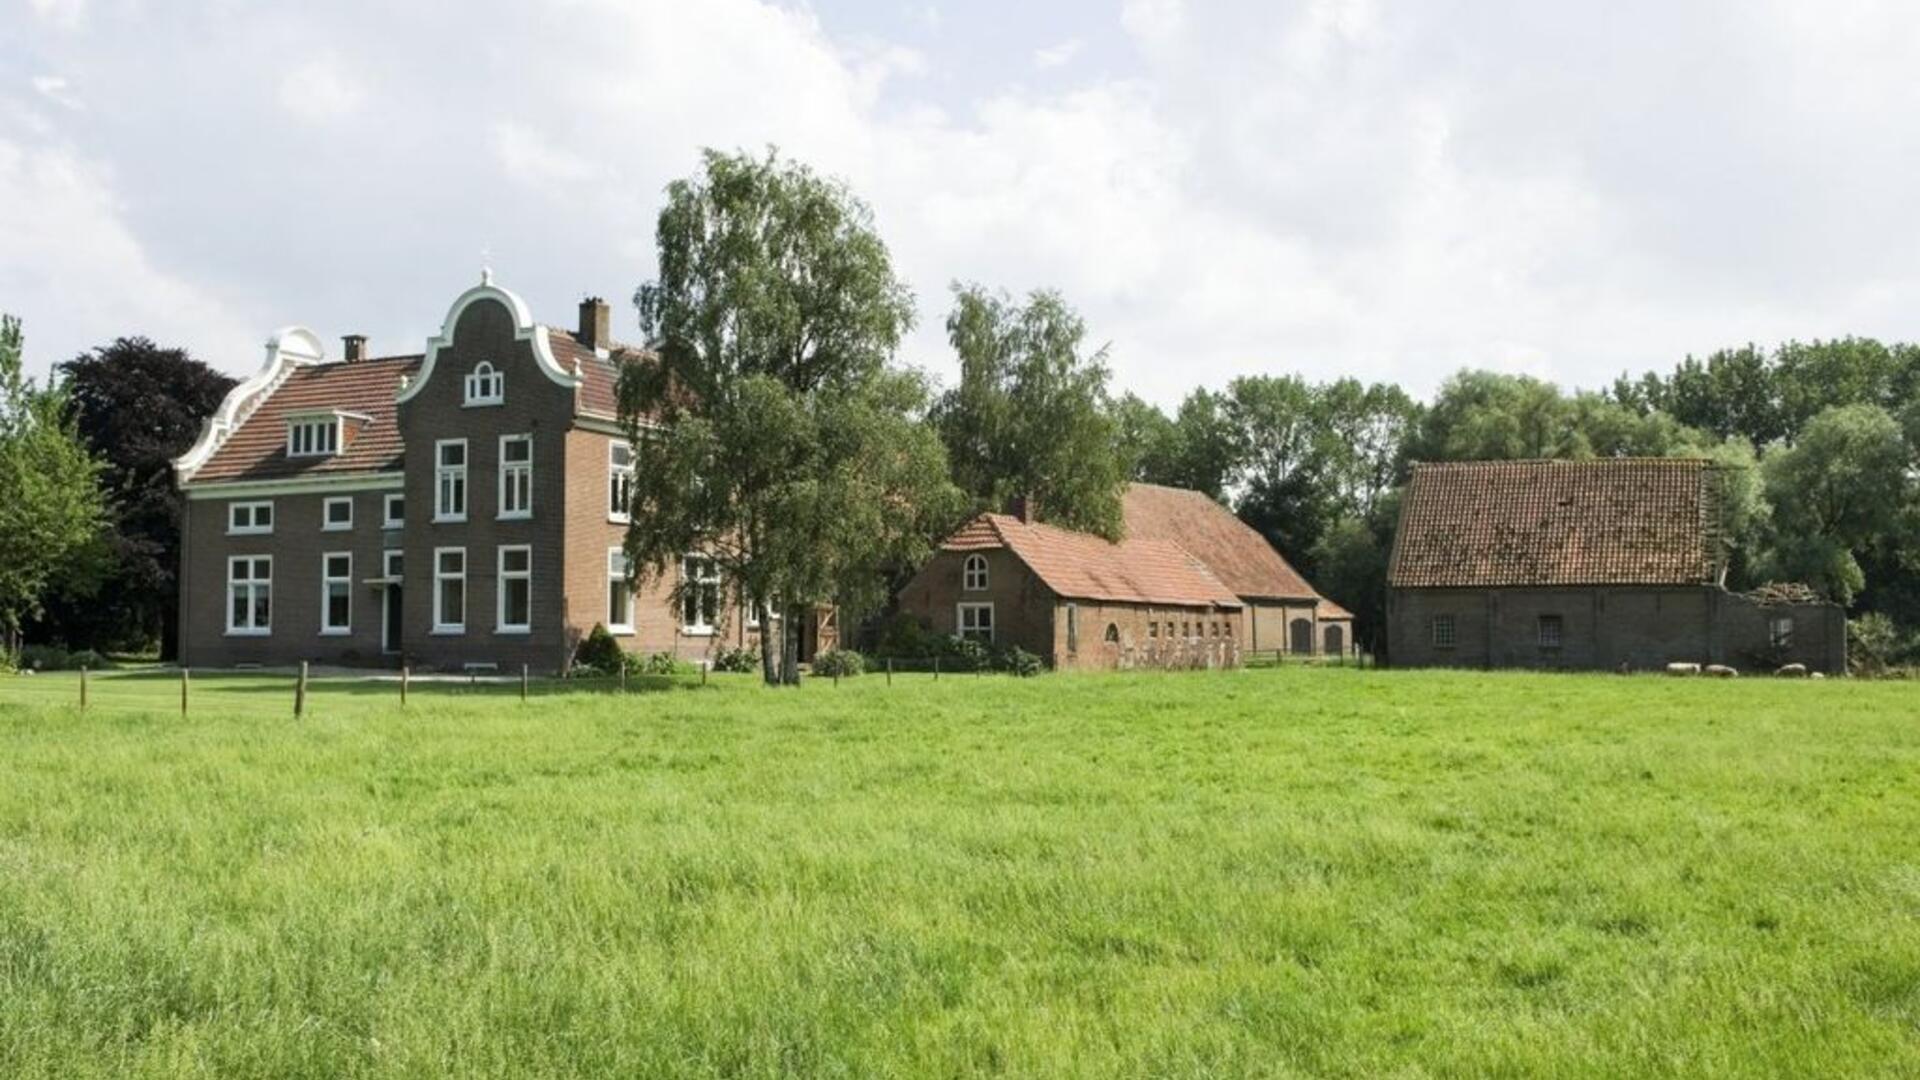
[1122,483,1321,601]
[943,512,1242,608]
[193,355,419,483]
[1389,459,1720,588]
[1317,598,1354,620]
[547,328,652,420]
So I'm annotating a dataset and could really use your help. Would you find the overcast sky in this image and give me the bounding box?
[6,0,1920,403]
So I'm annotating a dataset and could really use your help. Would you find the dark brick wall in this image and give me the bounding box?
[1387,586,1846,674]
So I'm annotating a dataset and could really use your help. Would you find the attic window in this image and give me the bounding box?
[287,416,340,457]
[464,362,504,406]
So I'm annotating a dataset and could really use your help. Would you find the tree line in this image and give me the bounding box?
[8,148,1920,674]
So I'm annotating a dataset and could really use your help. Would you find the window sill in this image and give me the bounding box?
[430,627,466,636]
[608,514,631,525]
[608,625,635,636]
[227,529,274,538]
[321,525,353,533]
[432,516,467,525]
[225,629,271,637]
[382,521,404,530]
[681,627,715,637]
[319,629,351,637]
[494,627,531,636]
[461,399,503,409]
[496,513,533,523]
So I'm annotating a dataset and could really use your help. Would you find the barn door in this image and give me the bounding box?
[1289,617,1313,655]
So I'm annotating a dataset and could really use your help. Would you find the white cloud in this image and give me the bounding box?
[1033,38,1084,70]
[277,58,365,124]
[30,75,82,111]
[28,0,85,30]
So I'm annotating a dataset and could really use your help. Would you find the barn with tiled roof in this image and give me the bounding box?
[1386,458,1846,673]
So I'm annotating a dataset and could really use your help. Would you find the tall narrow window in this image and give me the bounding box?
[226,556,272,635]
[435,439,467,522]
[957,602,995,642]
[963,553,988,591]
[433,547,466,633]
[1536,614,1563,649]
[680,555,720,633]
[497,545,531,633]
[1769,616,1794,649]
[464,361,503,405]
[499,434,533,519]
[383,492,405,529]
[608,441,635,521]
[321,552,352,635]
[1431,614,1457,649]
[607,548,634,633]
[1066,603,1079,653]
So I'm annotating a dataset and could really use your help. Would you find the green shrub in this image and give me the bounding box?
[626,651,687,677]
[939,635,990,671]
[873,612,938,658]
[992,644,1043,677]
[712,646,758,673]
[16,645,109,672]
[572,624,625,675]
[812,649,865,678]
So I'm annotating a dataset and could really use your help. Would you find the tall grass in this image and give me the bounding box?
[1,668,1917,1077]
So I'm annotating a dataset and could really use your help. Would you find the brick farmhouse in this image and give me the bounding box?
[172,276,817,672]
[894,485,1353,670]
[1386,459,1846,673]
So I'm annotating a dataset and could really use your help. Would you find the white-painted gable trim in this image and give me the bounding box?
[172,326,326,486]
[396,274,579,405]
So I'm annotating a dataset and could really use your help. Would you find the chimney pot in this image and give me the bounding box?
[1006,494,1037,524]
[342,334,368,362]
[579,296,611,350]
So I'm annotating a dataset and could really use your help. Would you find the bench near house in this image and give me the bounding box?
[172,275,826,673]
[1385,458,1845,673]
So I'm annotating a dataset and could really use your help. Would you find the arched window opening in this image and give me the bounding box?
[963,553,988,591]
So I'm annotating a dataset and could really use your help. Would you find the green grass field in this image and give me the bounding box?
[1,667,1917,1077]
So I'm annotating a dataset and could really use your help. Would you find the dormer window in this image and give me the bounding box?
[287,416,340,457]
[464,362,504,406]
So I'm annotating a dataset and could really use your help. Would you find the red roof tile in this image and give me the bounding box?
[1122,483,1321,601]
[944,513,1242,608]
[193,356,419,483]
[546,329,653,420]
[1389,459,1721,588]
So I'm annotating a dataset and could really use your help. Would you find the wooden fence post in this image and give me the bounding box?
[79,665,88,711]
[701,663,708,687]
[619,661,627,694]
[886,658,893,686]
[295,661,308,719]
[934,655,941,681]
[181,667,189,717]
[401,664,409,707]
[521,663,529,702]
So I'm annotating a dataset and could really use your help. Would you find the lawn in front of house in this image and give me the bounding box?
[0,666,1916,1077]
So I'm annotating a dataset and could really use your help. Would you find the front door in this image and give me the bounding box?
[383,584,403,655]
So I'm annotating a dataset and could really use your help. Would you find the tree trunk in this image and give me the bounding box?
[781,601,802,685]
[757,599,779,685]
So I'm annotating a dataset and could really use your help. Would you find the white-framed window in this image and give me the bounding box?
[963,553,989,591]
[747,599,782,631]
[225,555,272,636]
[608,441,635,522]
[497,545,532,634]
[433,547,466,633]
[227,501,274,536]
[322,496,353,531]
[680,555,720,634]
[1770,616,1794,650]
[1537,614,1563,649]
[607,548,634,633]
[321,552,352,635]
[383,492,405,529]
[958,602,995,643]
[499,434,533,520]
[1431,614,1457,649]
[464,361,503,406]
[435,439,467,522]
[383,549,404,581]
[287,416,340,457]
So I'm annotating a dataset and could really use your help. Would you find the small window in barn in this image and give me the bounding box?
[963,553,988,591]
[1431,614,1456,649]
[1210,622,1220,638]
[1224,621,1233,638]
[1770,616,1794,649]
[1537,614,1563,649]
[958,602,994,642]
[1148,622,1159,640]
[1066,603,1079,652]
[464,361,503,406]
[1103,623,1119,644]
[1182,621,1191,640]
[1166,621,1174,640]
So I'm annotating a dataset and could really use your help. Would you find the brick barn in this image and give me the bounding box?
[1386,459,1846,673]
[895,503,1245,670]
[1122,483,1354,656]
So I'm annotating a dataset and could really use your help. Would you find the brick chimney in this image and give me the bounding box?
[1006,494,1038,524]
[342,334,368,362]
[579,296,610,350]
